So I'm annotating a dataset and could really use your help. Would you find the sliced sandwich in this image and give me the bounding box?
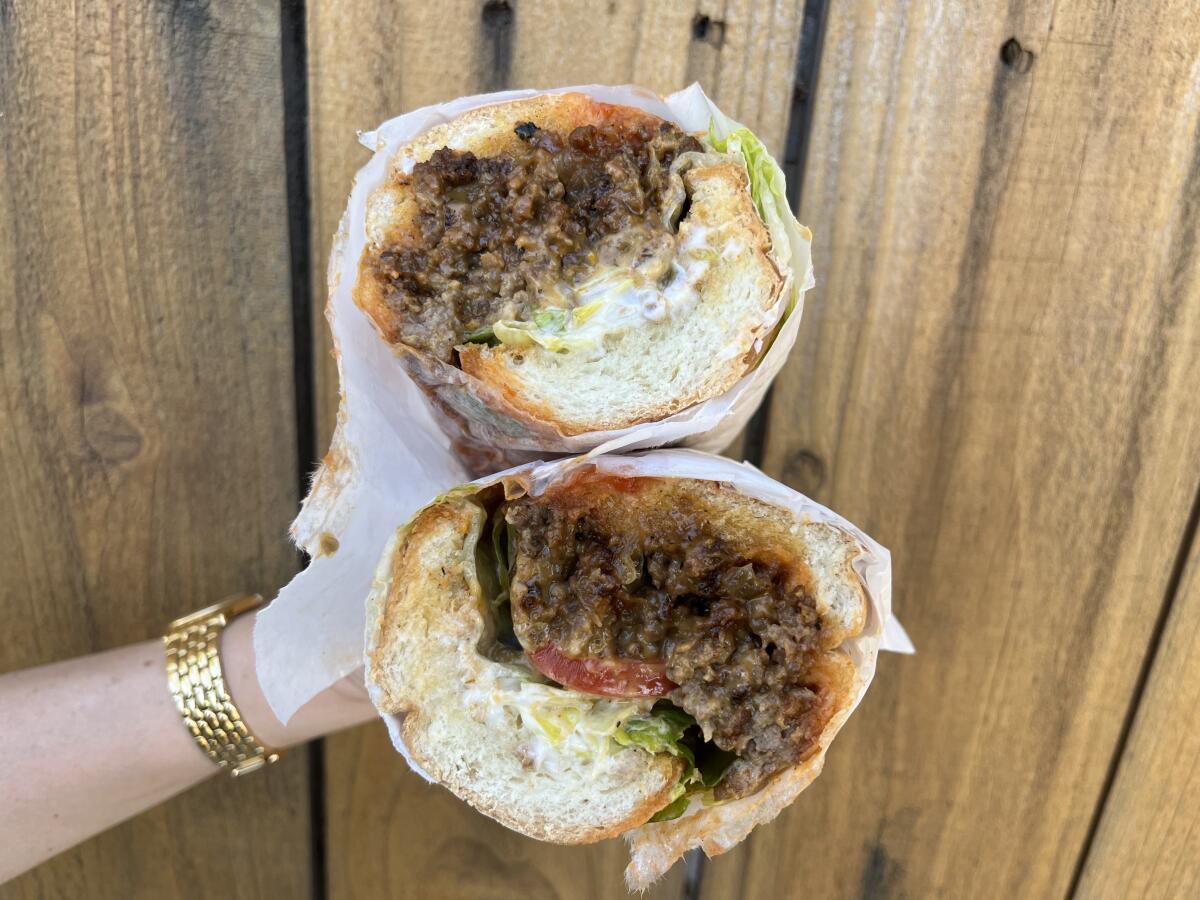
[365,455,874,886]
[353,90,805,440]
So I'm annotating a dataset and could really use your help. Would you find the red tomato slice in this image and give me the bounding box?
[528,644,678,698]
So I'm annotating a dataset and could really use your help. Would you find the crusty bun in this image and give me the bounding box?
[364,462,870,881]
[353,92,786,437]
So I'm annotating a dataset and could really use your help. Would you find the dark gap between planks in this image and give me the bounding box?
[1065,476,1200,898]
[740,0,829,472]
[279,0,325,898]
[689,10,833,900]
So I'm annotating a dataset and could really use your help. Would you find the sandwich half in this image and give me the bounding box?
[353,90,805,442]
[365,455,874,886]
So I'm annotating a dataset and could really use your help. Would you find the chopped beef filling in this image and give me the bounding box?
[366,120,703,361]
[503,479,835,801]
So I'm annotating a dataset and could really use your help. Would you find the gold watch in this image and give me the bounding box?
[164,593,283,777]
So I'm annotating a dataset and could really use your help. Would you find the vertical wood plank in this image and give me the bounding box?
[306,2,805,895]
[0,1,311,896]
[1074,519,1200,900]
[702,1,1200,898]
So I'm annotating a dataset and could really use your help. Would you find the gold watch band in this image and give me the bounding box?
[164,593,283,777]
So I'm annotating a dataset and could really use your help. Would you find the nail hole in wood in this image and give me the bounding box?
[482,0,513,29]
[692,14,726,48]
[999,37,1035,73]
[784,450,826,496]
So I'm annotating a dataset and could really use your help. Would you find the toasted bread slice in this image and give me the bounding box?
[365,465,868,866]
[354,92,786,436]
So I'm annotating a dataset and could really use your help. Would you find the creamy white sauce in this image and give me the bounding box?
[466,671,652,778]
[535,222,742,352]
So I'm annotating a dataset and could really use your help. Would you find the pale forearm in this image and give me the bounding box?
[0,638,211,881]
[0,611,375,882]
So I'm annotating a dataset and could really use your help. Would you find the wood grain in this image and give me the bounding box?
[305,2,805,896]
[0,1,311,896]
[701,1,1200,898]
[1074,529,1200,900]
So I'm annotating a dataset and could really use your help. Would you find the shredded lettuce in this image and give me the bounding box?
[623,704,738,823]
[489,512,506,605]
[499,681,646,767]
[532,307,568,332]
[488,676,736,818]
[475,502,519,651]
[492,303,601,352]
[488,509,514,610]
[614,707,696,765]
[463,323,498,345]
[484,251,704,355]
[487,270,647,354]
[572,300,604,325]
[706,122,794,273]
[650,784,691,822]
[626,709,703,823]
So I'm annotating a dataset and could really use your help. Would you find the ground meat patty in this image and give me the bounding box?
[505,481,835,801]
[366,120,703,361]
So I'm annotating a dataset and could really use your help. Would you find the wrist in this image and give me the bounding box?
[218,610,375,750]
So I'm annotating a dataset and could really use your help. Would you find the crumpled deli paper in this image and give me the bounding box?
[255,83,910,728]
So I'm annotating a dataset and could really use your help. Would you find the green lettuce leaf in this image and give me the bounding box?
[500,682,644,761]
[626,704,743,824]
[701,114,814,364]
[489,509,512,610]
[649,785,691,823]
[533,307,569,331]
[614,707,696,766]
[706,123,794,273]
[463,323,498,345]
[483,506,518,649]
[491,301,609,353]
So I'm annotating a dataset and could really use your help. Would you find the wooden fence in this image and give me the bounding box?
[2,1,1198,897]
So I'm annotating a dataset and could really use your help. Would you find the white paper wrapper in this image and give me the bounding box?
[255,84,905,725]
